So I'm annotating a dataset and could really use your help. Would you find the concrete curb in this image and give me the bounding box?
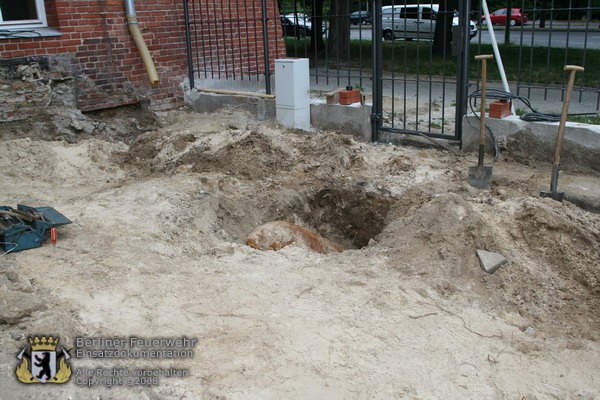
[462,114,600,173]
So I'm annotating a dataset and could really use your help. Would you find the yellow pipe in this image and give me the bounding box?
[127,14,159,86]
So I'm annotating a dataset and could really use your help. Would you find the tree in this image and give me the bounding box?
[310,0,326,53]
[326,0,351,59]
[538,0,550,28]
[432,0,458,56]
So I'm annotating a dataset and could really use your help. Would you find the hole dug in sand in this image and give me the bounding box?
[304,185,393,249]
[235,181,394,253]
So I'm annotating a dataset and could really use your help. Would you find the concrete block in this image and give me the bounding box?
[462,115,600,172]
[477,249,508,274]
[185,89,275,121]
[310,102,372,142]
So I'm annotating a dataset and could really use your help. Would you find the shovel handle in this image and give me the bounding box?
[476,54,494,146]
[564,65,584,73]
[554,65,584,166]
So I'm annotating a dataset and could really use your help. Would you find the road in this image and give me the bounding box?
[477,28,600,49]
[349,26,600,50]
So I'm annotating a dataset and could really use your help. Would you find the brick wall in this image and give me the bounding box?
[0,0,285,112]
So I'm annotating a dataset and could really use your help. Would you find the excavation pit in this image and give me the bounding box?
[303,185,393,249]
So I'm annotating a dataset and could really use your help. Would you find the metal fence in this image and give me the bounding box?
[263,0,475,143]
[472,0,600,115]
[184,0,600,142]
[183,0,286,94]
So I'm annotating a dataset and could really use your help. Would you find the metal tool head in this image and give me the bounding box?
[468,165,493,190]
[539,190,565,202]
[540,164,564,201]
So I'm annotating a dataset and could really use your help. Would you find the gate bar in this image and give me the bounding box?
[456,0,472,148]
[183,0,195,89]
[260,0,271,94]
[371,0,383,142]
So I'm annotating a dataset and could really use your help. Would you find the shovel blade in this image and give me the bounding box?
[468,165,493,190]
[540,164,564,201]
[539,191,565,202]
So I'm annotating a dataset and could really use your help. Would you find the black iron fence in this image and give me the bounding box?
[472,0,600,114]
[184,0,600,141]
[183,0,286,93]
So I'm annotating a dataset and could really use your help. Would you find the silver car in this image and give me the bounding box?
[382,4,477,41]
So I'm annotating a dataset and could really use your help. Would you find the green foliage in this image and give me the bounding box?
[470,44,598,87]
[568,114,600,125]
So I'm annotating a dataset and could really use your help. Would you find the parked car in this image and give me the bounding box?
[350,11,372,25]
[382,4,477,41]
[280,13,312,38]
[482,8,529,26]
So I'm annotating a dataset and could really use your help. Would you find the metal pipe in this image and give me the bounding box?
[260,0,271,94]
[482,0,514,114]
[456,0,472,148]
[371,0,383,142]
[183,0,195,89]
[125,0,159,85]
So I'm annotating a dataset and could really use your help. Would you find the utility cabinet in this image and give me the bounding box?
[275,58,310,131]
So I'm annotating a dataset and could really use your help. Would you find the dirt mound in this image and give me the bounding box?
[376,192,600,339]
[0,138,127,183]
[122,120,366,181]
[2,109,600,398]
[513,198,600,292]
[0,103,158,143]
[490,198,600,339]
[191,130,295,178]
[377,192,504,273]
[293,133,367,179]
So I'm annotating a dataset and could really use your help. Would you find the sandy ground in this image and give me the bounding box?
[1,108,599,399]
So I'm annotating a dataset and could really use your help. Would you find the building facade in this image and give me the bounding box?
[0,0,284,113]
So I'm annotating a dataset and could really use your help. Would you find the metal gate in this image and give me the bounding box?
[370,0,473,144]
[183,0,285,94]
[183,0,598,145]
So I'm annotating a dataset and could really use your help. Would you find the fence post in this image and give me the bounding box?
[455,0,472,147]
[260,0,272,94]
[504,0,512,44]
[183,0,195,89]
[371,0,382,142]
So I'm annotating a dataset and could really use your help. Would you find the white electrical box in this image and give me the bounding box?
[275,58,311,131]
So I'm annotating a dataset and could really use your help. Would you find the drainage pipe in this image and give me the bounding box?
[125,0,159,85]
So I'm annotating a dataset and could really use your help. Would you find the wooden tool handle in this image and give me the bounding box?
[476,54,494,146]
[564,65,585,73]
[553,65,583,165]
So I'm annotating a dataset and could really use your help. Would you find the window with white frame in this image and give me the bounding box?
[0,0,48,29]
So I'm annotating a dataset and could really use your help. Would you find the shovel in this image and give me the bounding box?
[468,54,494,190]
[540,65,584,201]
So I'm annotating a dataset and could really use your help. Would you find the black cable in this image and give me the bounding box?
[468,88,595,122]
[467,91,501,161]
[466,88,598,161]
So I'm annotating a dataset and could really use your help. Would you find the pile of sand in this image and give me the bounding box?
[1,109,599,399]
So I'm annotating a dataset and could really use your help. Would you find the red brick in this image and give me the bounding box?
[18,42,42,50]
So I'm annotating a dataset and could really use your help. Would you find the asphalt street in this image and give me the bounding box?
[349,23,600,49]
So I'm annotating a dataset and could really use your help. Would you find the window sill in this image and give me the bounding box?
[0,27,61,39]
